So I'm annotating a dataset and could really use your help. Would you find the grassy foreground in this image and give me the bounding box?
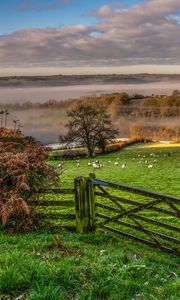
[0,231,179,300]
[0,143,180,300]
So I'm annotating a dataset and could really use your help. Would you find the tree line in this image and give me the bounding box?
[0,91,179,120]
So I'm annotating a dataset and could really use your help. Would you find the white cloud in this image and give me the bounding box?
[90,5,113,17]
[0,0,180,72]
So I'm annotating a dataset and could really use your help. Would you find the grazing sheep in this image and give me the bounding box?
[114,162,119,166]
[148,164,153,168]
[122,163,126,169]
[92,162,102,169]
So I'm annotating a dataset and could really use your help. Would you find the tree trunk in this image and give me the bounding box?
[88,147,94,157]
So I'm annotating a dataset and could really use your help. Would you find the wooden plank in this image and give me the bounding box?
[96,213,180,244]
[96,202,121,213]
[98,198,167,226]
[40,225,76,232]
[134,215,180,233]
[33,188,74,194]
[74,177,89,233]
[96,202,180,232]
[95,192,178,217]
[28,200,74,207]
[91,178,180,204]
[34,213,75,219]
[88,173,96,231]
[101,225,180,256]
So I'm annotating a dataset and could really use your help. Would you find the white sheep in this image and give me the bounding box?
[92,162,100,169]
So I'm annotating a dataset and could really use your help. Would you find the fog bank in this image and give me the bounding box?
[1,81,180,104]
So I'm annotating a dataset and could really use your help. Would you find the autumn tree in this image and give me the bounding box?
[60,103,118,157]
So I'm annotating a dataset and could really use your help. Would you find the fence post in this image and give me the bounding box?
[88,173,96,232]
[74,175,96,233]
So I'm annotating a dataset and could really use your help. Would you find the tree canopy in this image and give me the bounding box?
[59,103,118,157]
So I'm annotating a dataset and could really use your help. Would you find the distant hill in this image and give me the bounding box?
[0,74,180,87]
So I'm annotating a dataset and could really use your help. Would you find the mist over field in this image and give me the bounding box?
[0,76,180,104]
[1,77,179,144]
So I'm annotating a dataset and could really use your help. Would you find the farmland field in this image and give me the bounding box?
[0,143,180,300]
[52,142,180,197]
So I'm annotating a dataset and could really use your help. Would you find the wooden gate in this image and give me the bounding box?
[28,188,76,230]
[75,175,180,256]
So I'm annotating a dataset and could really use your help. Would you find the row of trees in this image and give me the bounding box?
[0,110,9,128]
[0,110,22,131]
[130,124,180,142]
[1,91,179,119]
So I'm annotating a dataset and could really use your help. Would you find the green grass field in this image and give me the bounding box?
[0,143,180,300]
[54,142,180,197]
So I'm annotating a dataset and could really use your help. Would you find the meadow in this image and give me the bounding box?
[54,142,180,196]
[0,143,179,300]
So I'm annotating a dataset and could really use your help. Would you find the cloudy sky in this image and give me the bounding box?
[0,0,180,75]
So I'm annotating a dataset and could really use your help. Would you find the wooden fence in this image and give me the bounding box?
[74,175,180,256]
[28,188,76,230]
[28,175,180,255]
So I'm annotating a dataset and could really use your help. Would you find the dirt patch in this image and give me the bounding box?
[47,236,81,256]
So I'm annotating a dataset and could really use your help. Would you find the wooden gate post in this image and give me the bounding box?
[74,175,96,233]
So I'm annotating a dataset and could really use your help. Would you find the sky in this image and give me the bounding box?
[0,0,180,75]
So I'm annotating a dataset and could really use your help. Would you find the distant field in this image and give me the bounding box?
[140,142,180,148]
[50,143,180,197]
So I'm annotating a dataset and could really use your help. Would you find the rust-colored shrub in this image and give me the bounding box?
[0,129,57,228]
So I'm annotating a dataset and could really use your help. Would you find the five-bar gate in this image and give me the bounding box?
[74,175,180,256]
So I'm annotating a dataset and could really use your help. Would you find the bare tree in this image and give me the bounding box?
[13,119,20,131]
[4,110,9,128]
[0,110,4,128]
[60,103,118,157]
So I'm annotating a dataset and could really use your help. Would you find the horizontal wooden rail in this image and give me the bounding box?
[34,213,75,220]
[96,203,180,232]
[28,200,74,207]
[102,225,179,256]
[91,178,180,204]
[95,193,178,217]
[96,213,180,244]
[32,188,74,194]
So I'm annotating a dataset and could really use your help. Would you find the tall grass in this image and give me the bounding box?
[0,232,179,300]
